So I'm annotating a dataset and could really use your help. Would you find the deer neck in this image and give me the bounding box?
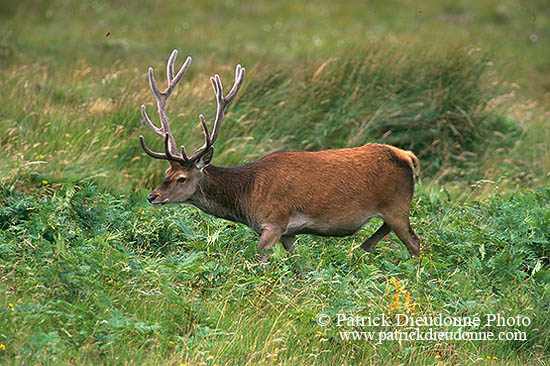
[187,165,253,226]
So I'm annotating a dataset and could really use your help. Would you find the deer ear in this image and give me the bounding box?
[195,147,214,170]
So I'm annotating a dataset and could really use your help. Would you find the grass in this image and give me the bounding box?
[0,41,544,192]
[0,182,549,365]
[1,1,549,193]
[0,0,549,364]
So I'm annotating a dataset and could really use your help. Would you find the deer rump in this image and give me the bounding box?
[200,144,417,237]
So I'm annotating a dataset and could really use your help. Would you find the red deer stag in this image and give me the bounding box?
[139,50,421,262]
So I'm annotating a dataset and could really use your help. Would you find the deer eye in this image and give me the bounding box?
[177,177,186,183]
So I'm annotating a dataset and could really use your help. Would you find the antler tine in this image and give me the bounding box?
[140,134,188,165]
[208,75,224,146]
[164,133,178,161]
[148,67,162,102]
[224,64,245,102]
[213,74,224,103]
[167,50,177,83]
[139,135,168,160]
[187,114,213,161]
[165,51,192,97]
[170,56,192,91]
[180,145,191,163]
[198,114,211,145]
[162,133,190,164]
[141,105,163,137]
[209,65,246,145]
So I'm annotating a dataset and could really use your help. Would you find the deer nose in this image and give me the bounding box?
[147,193,158,204]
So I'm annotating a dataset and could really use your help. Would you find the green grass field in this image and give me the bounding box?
[1,0,549,365]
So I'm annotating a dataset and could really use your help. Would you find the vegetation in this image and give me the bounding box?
[1,182,548,365]
[0,0,548,365]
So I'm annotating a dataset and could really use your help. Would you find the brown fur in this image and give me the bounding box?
[148,143,421,259]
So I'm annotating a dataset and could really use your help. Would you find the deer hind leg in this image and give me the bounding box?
[280,235,297,254]
[280,234,305,279]
[257,225,284,264]
[360,223,391,252]
[385,216,421,257]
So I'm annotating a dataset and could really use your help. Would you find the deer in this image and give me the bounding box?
[139,50,421,264]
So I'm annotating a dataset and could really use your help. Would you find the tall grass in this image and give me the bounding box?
[230,46,516,175]
[0,43,521,193]
[1,0,549,194]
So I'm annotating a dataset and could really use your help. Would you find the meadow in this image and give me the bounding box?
[0,0,549,365]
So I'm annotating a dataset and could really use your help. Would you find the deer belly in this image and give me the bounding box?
[285,212,377,237]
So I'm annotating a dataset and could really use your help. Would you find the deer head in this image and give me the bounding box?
[139,50,245,205]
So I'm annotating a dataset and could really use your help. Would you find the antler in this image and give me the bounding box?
[187,64,246,161]
[139,49,192,164]
[139,50,245,165]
